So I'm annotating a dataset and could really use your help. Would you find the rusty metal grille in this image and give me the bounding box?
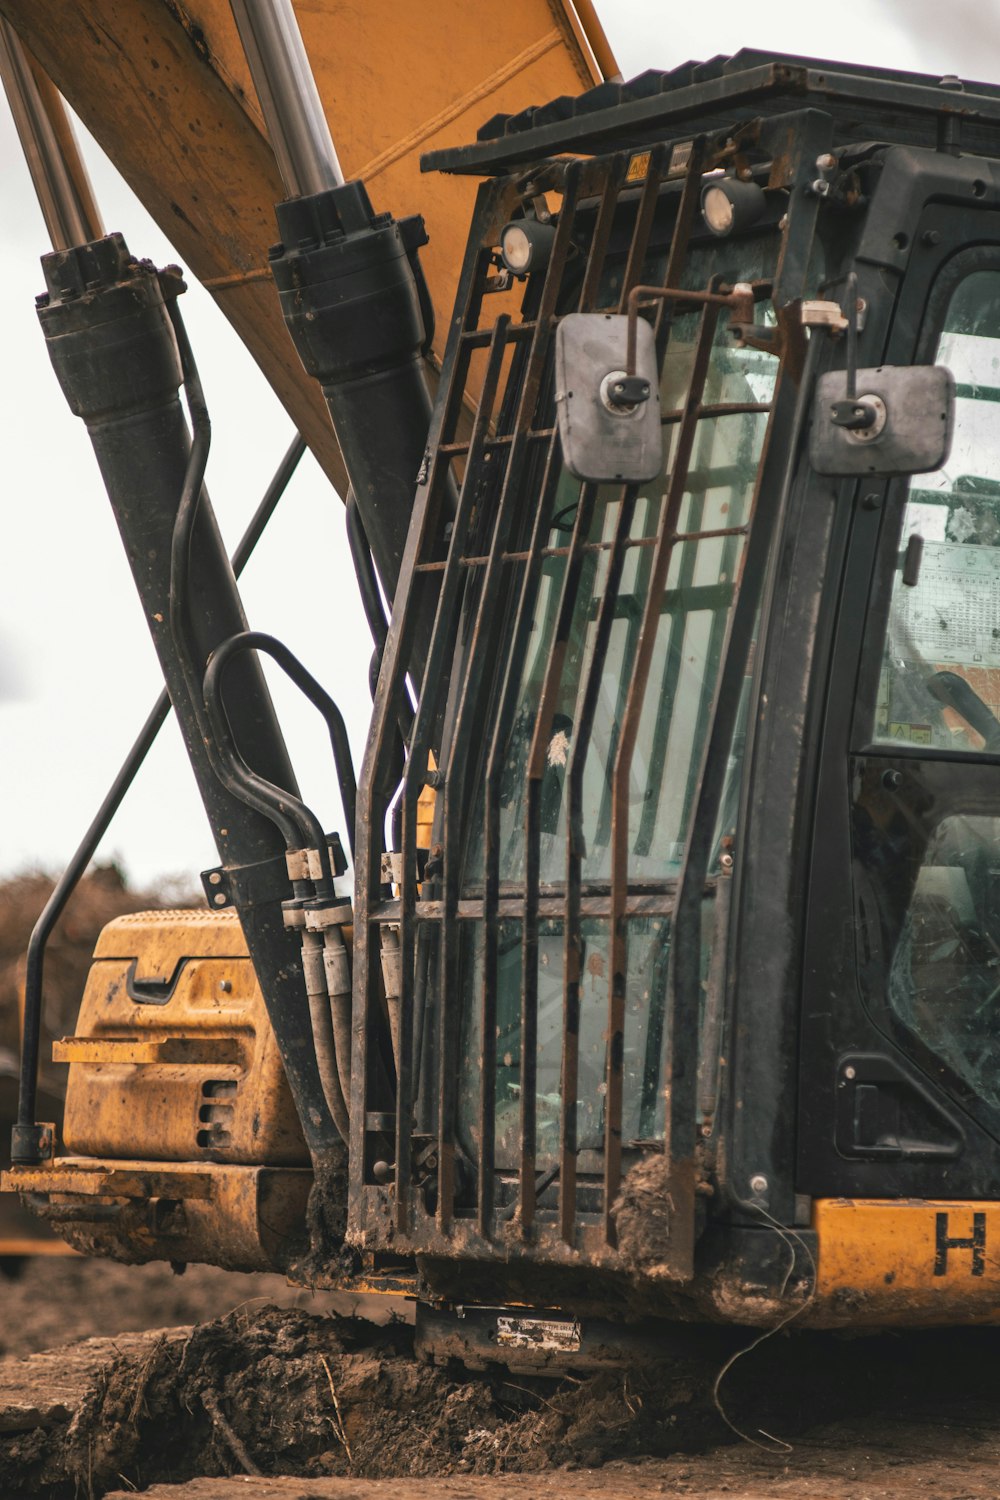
[349,116,823,1274]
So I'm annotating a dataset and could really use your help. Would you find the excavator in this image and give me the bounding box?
[4,0,1000,1365]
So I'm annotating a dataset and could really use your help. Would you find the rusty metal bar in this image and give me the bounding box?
[412,524,748,573]
[480,431,564,1236]
[580,155,627,311]
[559,484,637,1243]
[401,315,510,1234]
[521,483,600,1235]
[461,321,539,347]
[349,186,498,1240]
[479,155,622,1242]
[626,282,755,376]
[385,241,497,1233]
[616,143,667,314]
[604,294,725,1243]
[456,172,585,1240]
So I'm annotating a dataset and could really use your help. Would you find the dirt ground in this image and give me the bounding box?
[0,1256,999,1498]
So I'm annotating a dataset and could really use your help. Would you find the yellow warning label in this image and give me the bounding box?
[626,150,651,185]
[887,722,932,744]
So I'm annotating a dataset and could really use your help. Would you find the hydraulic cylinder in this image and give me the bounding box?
[34,232,345,1217]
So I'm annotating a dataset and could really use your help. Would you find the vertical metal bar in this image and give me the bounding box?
[480,434,563,1231]
[443,175,584,1237]
[651,138,708,341]
[671,325,815,1220]
[604,298,723,1243]
[431,316,511,1233]
[673,504,747,843]
[559,483,637,1243]
[520,482,600,1234]
[351,185,497,1239]
[616,144,666,313]
[592,140,709,855]
[579,157,627,311]
[632,461,711,858]
[477,163,599,1238]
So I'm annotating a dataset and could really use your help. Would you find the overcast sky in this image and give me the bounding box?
[2,1,1000,891]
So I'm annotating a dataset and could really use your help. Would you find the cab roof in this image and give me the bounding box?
[423,49,1000,176]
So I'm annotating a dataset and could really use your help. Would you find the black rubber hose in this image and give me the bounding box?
[203,630,358,869]
[16,434,306,1142]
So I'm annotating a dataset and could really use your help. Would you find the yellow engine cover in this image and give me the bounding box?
[59,909,309,1167]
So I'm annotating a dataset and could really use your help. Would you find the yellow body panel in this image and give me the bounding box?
[3,1157,311,1272]
[0,0,611,494]
[813,1198,1000,1326]
[60,909,308,1167]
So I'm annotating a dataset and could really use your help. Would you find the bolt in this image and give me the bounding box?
[882,769,902,791]
[749,1173,768,1195]
[844,1065,856,1080]
[219,980,232,994]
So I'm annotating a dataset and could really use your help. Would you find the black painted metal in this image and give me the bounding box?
[270,182,440,636]
[203,630,357,862]
[15,433,305,1161]
[349,99,796,1277]
[32,236,343,1202]
[797,208,1000,1205]
[424,52,1000,177]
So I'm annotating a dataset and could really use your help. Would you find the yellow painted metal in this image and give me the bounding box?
[52,1036,243,1065]
[5,1160,217,1201]
[93,905,249,968]
[813,1198,1000,1326]
[3,1157,312,1272]
[60,909,309,1168]
[0,0,613,495]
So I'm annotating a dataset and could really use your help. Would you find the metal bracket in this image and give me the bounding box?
[11,1121,55,1165]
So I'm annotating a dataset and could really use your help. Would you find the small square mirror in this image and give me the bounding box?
[810,365,955,477]
[555,313,663,485]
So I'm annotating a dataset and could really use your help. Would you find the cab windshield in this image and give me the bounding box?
[455,230,781,1169]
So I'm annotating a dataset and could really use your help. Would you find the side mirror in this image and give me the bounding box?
[555,313,663,484]
[810,364,955,477]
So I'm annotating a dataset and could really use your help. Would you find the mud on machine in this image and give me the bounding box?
[6,0,1000,1360]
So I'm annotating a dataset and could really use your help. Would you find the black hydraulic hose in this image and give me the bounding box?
[203,630,358,866]
[201,648,331,886]
[347,490,415,749]
[15,432,306,1144]
[165,304,326,880]
[166,299,214,726]
[346,490,388,662]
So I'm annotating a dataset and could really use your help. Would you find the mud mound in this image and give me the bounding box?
[64,1305,716,1495]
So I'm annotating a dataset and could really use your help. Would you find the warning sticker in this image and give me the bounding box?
[626,150,651,184]
[890,541,1000,668]
[495,1316,582,1352]
[886,722,932,744]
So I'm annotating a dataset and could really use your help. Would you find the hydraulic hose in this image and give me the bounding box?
[15,434,305,1160]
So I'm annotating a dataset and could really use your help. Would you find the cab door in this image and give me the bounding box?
[799,234,1000,1200]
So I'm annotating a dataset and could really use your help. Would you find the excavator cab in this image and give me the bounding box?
[10,32,1000,1353]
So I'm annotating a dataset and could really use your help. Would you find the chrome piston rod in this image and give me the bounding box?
[228,0,344,198]
[0,18,102,250]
